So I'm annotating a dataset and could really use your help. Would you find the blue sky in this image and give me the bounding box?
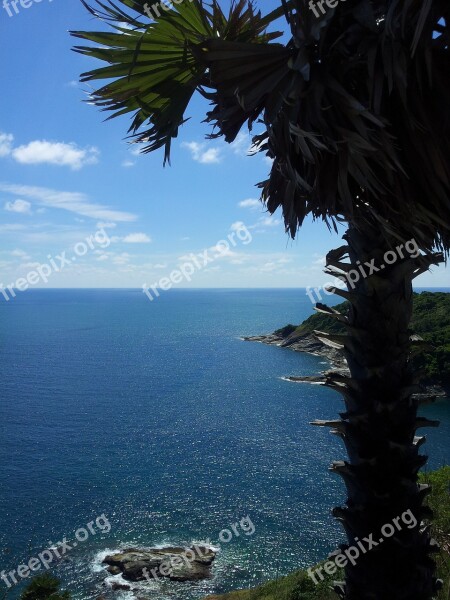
[0,0,448,290]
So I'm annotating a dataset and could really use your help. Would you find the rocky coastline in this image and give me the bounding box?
[242,331,447,402]
[97,545,216,596]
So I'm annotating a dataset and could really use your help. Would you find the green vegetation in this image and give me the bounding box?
[287,292,450,384]
[412,294,450,384]
[418,467,450,600]
[205,467,450,600]
[205,569,338,600]
[19,574,70,600]
[274,325,298,338]
[420,466,450,550]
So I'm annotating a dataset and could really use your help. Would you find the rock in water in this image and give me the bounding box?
[103,545,216,582]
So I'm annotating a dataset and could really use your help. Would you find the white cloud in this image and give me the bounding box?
[97,221,117,229]
[200,148,221,164]
[12,141,99,170]
[238,198,260,210]
[259,216,281,227]
[181,142,221,164]
[122,233,152,243]
[10,249,31,260]
[0,224,27,232]
[230,221,246,232]
[204,266,221,273]
[0,183,137,222]
[142,262,168,270]
[97,254,109,262]
[209,244,238,259]
[261,262,278,272]
[0,133,13,157]
[113,253,131,265]
[4,199,32,214]
[258,258,293,272]
[121,160,135,168]
[230,132,252,156]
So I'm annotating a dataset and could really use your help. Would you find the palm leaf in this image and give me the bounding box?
[73,0,450,254]
[71,0,283,163]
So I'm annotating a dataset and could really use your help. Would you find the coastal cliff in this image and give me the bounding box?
[243,291,450,402]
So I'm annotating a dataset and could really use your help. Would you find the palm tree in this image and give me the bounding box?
[71,1,450,598]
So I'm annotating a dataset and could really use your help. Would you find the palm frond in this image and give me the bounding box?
[200,0,450,252]
[73,0,450,253]
[71,0,283,162]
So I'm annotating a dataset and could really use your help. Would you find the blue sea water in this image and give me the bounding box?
[0,289,449,600]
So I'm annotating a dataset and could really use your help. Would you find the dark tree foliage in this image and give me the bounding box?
[20,574,70,600]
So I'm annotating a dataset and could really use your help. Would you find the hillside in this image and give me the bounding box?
[277,292,450,385]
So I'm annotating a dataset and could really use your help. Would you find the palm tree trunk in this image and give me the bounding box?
[314,224,443,600]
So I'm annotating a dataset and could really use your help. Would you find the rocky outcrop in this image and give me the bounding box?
[243,332,447,401]
[243,331,346,369]
[111,582,131,591]
[103,545,216,582]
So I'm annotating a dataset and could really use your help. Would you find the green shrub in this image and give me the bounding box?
[20,573,70,600]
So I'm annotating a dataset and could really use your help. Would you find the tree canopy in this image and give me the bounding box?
[72,0,450,252]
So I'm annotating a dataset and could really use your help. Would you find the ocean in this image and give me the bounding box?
[0,289,449,600]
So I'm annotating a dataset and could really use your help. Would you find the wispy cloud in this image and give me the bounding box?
[138,261,166,271]
[181,141,221,164]
[113,253,131,265]
[238,198,260,210]
[230,132,252,156]
[122,233,152,243]
[97,221,117,229]
[258,216,281,228]
[0,133,13,157]
[121,160,135,168]
[0,224,27,232]
[0,183,137,222]
[10,249,31,261]
[313,255,326,266]
[129,145,143,156]
[230,221,247,232]
[4,199,32,214]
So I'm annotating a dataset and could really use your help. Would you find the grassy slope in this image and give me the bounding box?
[205,467,450,600]
[278,292,450,384]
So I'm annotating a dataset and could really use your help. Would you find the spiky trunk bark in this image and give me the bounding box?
[314,225,443,600]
